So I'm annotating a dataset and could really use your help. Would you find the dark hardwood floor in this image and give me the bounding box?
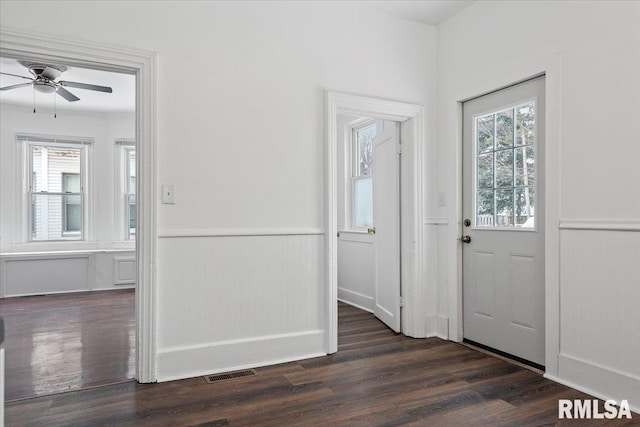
[4,301,637,426]
[0,289,135,401]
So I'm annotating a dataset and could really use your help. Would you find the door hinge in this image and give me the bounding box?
[399,297,404,308]
[397,141,403,154]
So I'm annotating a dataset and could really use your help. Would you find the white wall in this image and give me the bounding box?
[0,104,136,295]
[437,0,640,410]
[0,1,437,380]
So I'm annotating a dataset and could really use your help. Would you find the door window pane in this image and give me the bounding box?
[477,154,493,189]
[496,109,514,149]
[495,149,514,188]
[515,187,535,227]
[516,103,535,146]
[495,189,514,226]
[475,101,536,228]
[476,190,494,227]
[515,146,535,187]
[477,115,494,153]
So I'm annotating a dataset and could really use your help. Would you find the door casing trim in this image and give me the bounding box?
[325,91,425,353]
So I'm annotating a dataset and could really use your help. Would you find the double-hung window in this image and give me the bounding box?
[350,121,377,229]
[22,135,90,241]
[116,140,136,240]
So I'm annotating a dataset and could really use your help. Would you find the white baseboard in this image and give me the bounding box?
[436,315,449,339]
[544,354,640,414]
[425,315,449,339]
[157,330,325,382]
[338,288,374,312]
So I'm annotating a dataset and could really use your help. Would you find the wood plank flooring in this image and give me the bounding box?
[5,302,637,426]
[0,289,135,401]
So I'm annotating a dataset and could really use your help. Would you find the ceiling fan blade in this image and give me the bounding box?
[0,72,33,81]
[41,67,62,80]
[59,80,112,93]
[0,82,33,91]
[56,86,80,102]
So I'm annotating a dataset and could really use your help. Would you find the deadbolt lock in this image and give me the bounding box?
[464,219,471,227]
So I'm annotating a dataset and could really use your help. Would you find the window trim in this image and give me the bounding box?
[20,135,92,243]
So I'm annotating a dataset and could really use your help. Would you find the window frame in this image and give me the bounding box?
[21,135,92,243]
[348,119,376,231]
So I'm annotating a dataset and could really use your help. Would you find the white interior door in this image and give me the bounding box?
[372,120,401,332]
[462,77,546,366]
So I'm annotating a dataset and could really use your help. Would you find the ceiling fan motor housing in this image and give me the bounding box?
[33,81,57,94]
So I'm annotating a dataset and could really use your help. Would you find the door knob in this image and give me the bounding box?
[367,227,376,234]
[460,235,471,244]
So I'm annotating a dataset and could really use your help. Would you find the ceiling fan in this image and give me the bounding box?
[0,61,112,102]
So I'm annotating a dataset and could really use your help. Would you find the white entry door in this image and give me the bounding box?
[372,120,401,332]
[462,77,546,366]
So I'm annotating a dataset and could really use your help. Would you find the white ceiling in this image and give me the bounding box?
[0,57,136,114]
[364,0,475,26]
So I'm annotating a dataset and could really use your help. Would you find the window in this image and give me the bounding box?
[475,101,536,228]
[351,122,377,229]
[24,138,89,241]
[125,147,136,239]
[116,140,136,240]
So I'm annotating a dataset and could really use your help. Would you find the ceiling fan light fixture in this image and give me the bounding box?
[33,81,57,94]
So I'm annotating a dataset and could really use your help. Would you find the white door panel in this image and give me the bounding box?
[462,77,545,366]
[372,120,401,332]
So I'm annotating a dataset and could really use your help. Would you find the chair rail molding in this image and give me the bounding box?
[0,27,158,383]
[558,219,640,232]
[158,228,324,238]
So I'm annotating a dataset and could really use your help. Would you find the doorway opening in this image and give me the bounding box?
[326,92,425,353]
[0,58,137,400]
[336,115,402,333]
[0,29,157,391]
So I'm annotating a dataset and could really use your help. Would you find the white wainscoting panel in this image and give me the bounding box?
[0,250,136,297]
[337,232,374,312]
[113,256,136,285]
[3,255,90,296]
[156,234,325,380]
[559,228,640,410]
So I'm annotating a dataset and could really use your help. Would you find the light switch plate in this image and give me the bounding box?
[161,184,175,204]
